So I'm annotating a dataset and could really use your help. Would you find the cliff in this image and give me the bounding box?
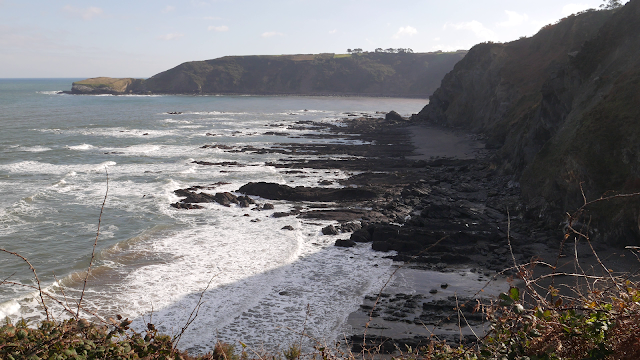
[70,77,145,94]
[414,1,640,243]
[70,52,466,97]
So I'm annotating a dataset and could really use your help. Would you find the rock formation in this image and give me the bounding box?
[70,77,146,95]
[69,52,466,97]
[413,1,640,243]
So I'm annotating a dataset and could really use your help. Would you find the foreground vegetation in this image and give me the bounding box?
[2,261,639,359]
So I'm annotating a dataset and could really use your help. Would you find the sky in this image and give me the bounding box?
[0,0,623,78]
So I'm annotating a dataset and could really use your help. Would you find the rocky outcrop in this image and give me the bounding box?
[413,2,640,243]
[70,52,466,97]
[172,188,255,208]
[237,182,377,202]
[69,77,146,95]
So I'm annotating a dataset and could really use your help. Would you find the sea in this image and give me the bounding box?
[0,78,428,353]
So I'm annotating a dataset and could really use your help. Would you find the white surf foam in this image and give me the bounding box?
[19,146,52,152]
[67,144,95,151]
[36,90,63,95]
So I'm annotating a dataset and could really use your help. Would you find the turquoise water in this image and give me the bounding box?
[0,79,427,352]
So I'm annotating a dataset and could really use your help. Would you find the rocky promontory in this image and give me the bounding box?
[413,0,640,244]
[69,77,146,95]
[68,51,466,97]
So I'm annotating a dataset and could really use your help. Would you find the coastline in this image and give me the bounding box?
[60,90,431,99]
[173,114,541,351]
[176,114,640,353]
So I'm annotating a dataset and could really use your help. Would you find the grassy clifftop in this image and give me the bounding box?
[70,52,466,97]
[71,77,145,94]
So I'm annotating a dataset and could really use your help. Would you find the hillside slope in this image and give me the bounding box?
[82,52,464,97]
[413,1,640,242]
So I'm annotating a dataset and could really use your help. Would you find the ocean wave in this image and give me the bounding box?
[19,146,52,152]
[67,144,95,151]
[36,90,63,95]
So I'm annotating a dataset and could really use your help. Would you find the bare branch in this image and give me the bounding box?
[172,274,218,349]
[77,167,109,317]
[0,249,50,320]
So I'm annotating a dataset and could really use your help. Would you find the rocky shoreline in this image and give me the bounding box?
[170,113,637,353]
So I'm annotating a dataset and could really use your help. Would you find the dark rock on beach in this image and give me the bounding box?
[322,225,340,235]
[385,110,404,122]
[334,239,357,247]
[170,202,204,210]
[237,182,377,202]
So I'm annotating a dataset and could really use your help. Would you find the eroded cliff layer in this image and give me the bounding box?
[414,1,640,243]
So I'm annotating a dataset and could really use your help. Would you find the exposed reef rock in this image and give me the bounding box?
[237,182,377,202]
[413,1,640,243]
[69,52,466,97]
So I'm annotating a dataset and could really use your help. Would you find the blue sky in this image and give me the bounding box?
[0,0,620,78]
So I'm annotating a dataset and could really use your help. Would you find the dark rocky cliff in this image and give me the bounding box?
[142,52,466,97]
[414,1,640,243]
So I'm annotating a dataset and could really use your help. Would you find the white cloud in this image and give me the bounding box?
[497,10,529,27]
[208,25,228,32]
[261,31,283,38]
[445,20,494,40]
[63,5,103,20]
[203,16,221,20]
[158,33,184,41]
[561,3,592,16]
[393,26,417,39]
[162,5,176,13]
[329,29,337,34]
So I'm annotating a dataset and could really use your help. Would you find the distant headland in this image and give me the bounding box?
[66,51,467,97]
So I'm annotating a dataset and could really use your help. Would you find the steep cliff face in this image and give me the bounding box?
[415,1,640,243]
[522,0,640,240]
[142,52,466,97]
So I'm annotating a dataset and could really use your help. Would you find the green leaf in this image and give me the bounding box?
[499,293,514,306]
[509,287,520,302]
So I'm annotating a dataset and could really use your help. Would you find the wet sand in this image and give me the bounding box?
[344,266,510,340]
[406,125,484,160]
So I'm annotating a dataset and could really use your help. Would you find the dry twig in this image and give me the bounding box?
[77,168,109,317]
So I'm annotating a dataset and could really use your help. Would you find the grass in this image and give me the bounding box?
[72,77,139,92]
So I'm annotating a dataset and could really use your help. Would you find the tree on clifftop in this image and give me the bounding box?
[601,0,622,9]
